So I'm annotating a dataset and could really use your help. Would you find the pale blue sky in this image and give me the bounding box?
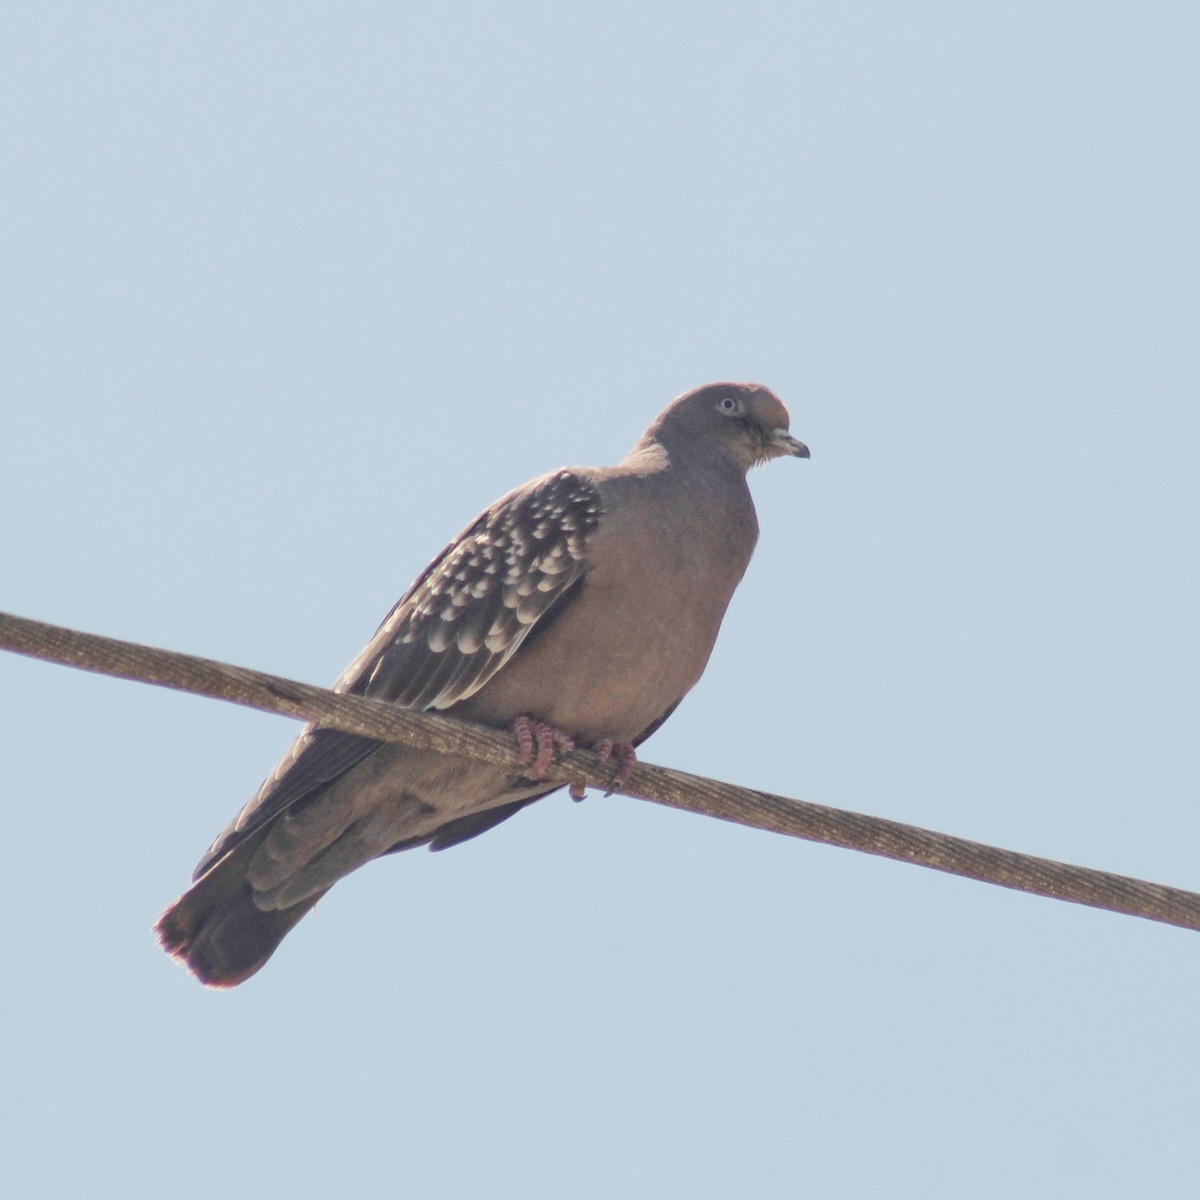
[3,4,1199,1197]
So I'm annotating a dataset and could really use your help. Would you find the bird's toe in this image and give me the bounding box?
[511,715,575,779]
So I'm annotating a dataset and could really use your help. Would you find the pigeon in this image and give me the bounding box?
[156,382,808,985]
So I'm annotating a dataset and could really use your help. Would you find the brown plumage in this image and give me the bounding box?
[156,382,808,986]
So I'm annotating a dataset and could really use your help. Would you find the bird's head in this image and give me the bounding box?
[643,382,810,473]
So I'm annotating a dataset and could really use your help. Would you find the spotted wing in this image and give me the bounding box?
[341,468,603,710]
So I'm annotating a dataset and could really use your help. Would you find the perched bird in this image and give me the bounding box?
[157,382,809,986]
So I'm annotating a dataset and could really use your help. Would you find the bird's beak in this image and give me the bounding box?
[770,428,810,459]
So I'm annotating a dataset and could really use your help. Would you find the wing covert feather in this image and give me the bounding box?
[345,468,603,711]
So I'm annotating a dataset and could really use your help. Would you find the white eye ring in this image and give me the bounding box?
[717,396,739,413]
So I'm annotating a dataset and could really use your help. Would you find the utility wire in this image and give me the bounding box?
[2,609,1197,933]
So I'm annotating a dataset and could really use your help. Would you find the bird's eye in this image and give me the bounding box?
[717,397,739,414]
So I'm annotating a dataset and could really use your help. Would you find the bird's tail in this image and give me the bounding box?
[155,831,327,988]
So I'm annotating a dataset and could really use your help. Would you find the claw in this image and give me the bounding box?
[511,716,574,780]
[512,720,634,795]
[594,739,637,795]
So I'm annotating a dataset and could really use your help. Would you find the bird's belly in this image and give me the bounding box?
[457,573,730,744]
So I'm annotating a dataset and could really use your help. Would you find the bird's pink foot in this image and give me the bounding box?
[594,739,637,795]
[511,715,575,779]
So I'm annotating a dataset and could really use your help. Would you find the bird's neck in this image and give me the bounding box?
[623,432,749,489]
[616,435,757,544]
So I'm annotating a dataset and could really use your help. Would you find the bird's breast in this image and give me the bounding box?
[457,488,756,743]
